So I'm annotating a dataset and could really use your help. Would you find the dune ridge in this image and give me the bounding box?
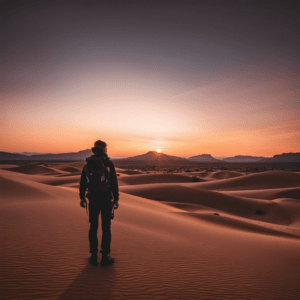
[182,170,300,190]
[189,170,244,179]
[222,187,300,200]
[118,173,193,186]
[4,164,68,175]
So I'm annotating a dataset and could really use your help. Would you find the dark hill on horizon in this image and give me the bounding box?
[0,149,92,161]
[260,153,300,163]
[0,152,29,160]
[189,154,222,163]
[223,155,266,163]
[114,151,190,163]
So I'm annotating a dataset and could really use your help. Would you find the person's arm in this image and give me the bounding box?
[79,166,87,207]
[109,161,119,205]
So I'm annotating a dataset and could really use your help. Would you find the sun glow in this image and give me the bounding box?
[156,149,161,153]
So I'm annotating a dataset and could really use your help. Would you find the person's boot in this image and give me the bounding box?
[100,254,114,266]
[88,254,98,266]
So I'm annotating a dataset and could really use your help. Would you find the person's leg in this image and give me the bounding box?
[100,201,114,266]
[89,204,101,257]
[100,200,112,255]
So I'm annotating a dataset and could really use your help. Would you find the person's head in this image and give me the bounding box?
[92,140,107,154]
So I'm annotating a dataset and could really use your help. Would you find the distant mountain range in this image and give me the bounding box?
[0,149,92,161]
[0,150,299,163]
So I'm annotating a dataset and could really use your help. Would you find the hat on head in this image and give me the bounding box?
[92,140,107,154]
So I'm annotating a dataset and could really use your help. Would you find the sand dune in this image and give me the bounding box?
[0,169,73,202]
[222,186,300,200]
[0,164,19,168]
[55,166,81,173]
[42,163,82,173]
[1,167,81,187]
[32,174,81,187]
[189,170,244,179]
[183,170,300,190]
[1,165,300,299]
[120,183,300,227]
[4,164,67,175]
[46,161,86,169]
[118,173,193,186]
[116,169,145,175]
[273,198,300,226]
[175,210,299,239]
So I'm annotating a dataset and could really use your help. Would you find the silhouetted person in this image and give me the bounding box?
[80,140,119,266]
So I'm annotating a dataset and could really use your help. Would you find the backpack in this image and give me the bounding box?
[85,156,110,194]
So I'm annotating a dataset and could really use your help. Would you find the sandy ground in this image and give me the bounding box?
[1,163,300,299]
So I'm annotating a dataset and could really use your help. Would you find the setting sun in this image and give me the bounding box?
[156,149,161,153]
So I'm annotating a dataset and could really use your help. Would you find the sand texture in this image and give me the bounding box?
[1,164,300,300]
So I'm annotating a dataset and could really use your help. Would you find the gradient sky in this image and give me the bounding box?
[1,0,299,158]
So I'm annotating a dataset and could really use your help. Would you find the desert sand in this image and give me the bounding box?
[1,163,300,299]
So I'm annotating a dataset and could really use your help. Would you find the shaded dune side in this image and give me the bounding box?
[184,170,300,191]
[120,184,293,226]
[208,171,244,179]
[118,173,193,186]
[273,198,300,226]
[189,170,244,179]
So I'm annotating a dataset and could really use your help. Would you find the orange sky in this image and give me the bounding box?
[1,2,299,158]
[2,54,299,158]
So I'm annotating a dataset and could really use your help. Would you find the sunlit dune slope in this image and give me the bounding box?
[1,168,81,187]
[0,170,73,202]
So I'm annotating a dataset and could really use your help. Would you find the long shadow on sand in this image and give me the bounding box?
[58,262,117,300]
